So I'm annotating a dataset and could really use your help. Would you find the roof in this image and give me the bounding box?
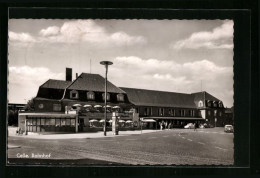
[40,79,72,89]
[120,87,197,108]
[141,117,204,120]
[192,91,222,102]
[68,73,126,94]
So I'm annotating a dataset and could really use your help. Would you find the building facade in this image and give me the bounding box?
[18,68,231,133]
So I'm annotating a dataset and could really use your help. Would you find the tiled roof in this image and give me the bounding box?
[120,87,197,108]
[68,73,126,94]
[40,79,72,89]
[192,91,222,102]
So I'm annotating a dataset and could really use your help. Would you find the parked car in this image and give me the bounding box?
[199,124,205,129]
[184,123,195,129]
[224,125,234,133]
[203,123,214,128]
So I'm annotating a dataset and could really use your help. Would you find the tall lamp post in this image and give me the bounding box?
[100,61,113,136]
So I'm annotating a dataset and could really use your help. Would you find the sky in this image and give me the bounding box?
[8,19,234,107]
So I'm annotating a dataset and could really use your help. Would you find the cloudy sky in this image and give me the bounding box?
[8,19,234,107]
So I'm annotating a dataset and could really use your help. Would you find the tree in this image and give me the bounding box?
[8,110,18,126]
[24,97,35,111]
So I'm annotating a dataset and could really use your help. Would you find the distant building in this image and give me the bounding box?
[18,68,231,133]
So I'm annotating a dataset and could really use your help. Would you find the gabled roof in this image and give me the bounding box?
[40,79,72,89]
[192,91,222,102]
[120,87,197,108]
[67,73,126,94]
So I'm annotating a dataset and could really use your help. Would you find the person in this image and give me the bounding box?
[168,122,171,130]
[194,122,197,131]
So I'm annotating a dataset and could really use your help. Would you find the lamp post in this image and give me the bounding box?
[100,61,113,136]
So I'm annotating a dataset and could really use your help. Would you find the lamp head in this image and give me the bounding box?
[100,61,113,66]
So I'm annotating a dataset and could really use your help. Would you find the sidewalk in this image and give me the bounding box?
[8,127,162,140]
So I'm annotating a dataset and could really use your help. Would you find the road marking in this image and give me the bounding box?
[187,139,192,142]
[198,142,205,145]
[126,139,137,141]
[215,146,227,151]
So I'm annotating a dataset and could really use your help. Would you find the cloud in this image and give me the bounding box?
[39,26,60,37]
[9,31,36,43]
[10,20,147,46]
[109,56,233,106]
[8,66,64,103]
[172,20,234,50]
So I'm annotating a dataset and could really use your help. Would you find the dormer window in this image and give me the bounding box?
[117,94,124,102]
[70,90,78,99]
[207,100,212,107]
[213,101,218,107]
[219,101,223,108]
[102,93,110,101]
[198,100,203,107]
[87,91,95,100]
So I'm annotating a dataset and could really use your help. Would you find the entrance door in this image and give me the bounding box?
[79,118,84,132]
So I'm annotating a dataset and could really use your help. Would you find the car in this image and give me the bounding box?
[184,123,195,129]
[224,125,234,133]
[199,124,205,129]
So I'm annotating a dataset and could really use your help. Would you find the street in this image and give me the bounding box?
[8,128,234,165]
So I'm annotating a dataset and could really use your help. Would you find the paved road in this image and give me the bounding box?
[8,128,234,165]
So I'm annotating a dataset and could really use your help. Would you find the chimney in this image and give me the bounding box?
[76,73,78,79]
[66,68,72,81]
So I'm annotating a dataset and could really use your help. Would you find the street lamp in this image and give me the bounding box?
[100,61,113,136]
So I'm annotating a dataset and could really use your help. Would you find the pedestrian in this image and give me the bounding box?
[168,122,171,130]
[194,122,197,131]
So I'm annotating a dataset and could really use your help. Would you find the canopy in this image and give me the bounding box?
[118,120,125,123]
[94,105,102,108]
[126,120,133,123]
[83,104,92,108]
[103,105,112,108]
[73,104,82,107]
[142,119,156,122]
[89,119,98,122]
[108,120,113,123]
[99,119,105,122]
[112,106,120,109]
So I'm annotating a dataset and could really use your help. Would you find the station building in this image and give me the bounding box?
[18,68,229,134]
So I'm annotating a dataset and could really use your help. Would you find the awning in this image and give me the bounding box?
[142,117,205,120]
[89,119,98,122]
[142,119,156,122]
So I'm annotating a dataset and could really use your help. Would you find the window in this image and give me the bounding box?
[136,108,139,113]
[208,110,211,116]
[207,100,212,107]
[219,102,223,108]
[102,93,110,101]
[198,100,203,107]
[214,110,217,116]
[144,108,149,116]
[117,94,124,102]
[53,104,61,111]
[144,108,152,116]
[70,90,78,99]
[181,110,185,116]
[189,110,194,116]
[213,101,218,107]
[219,111,222,116]
[87,91,95,100]
[159,108,164,116]
[168,109,175,116]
